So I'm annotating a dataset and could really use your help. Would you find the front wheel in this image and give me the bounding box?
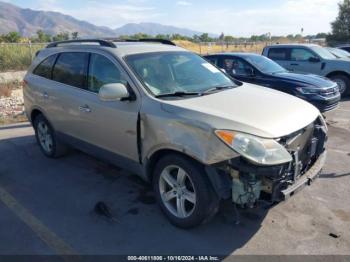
[329,74,350,96]
[153,154,219,228]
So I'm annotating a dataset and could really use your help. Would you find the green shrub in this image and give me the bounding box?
[0,44,45,72]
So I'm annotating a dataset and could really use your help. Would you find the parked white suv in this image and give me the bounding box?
[24,39,328,228]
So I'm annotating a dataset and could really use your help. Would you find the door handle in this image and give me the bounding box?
[290,63,299,66]
[78,105,91,113]
[42,92,49,99]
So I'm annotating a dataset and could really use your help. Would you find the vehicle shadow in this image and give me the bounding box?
[0,134,269,256]
[319,172,350,178]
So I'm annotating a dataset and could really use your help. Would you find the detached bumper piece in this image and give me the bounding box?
[227,117,327,205]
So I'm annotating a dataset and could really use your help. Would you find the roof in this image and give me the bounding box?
[205,52,261,58]
[265,43,321,48]
[111,42,187,56]
[39,41,187,58]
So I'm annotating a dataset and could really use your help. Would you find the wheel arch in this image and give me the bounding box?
[145,148,205,183]
[326,71,350,79]
[30,108,43,123]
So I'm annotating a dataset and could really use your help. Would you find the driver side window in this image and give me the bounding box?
[222,58,253,76]
[88,54,127,93]
[291,48,317,62]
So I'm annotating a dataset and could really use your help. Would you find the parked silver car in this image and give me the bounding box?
[262,44,350,96]
[24,39,327,228]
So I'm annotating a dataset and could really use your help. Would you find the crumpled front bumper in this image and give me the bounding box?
[281,150,326,200]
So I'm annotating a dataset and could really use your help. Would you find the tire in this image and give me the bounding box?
[153,154,219,228]
[33,114,68,158]
[329,74,350,96]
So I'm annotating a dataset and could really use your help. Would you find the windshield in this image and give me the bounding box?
[126,52,235,96]
[327,47,350,58]
[244,55,287,74]
[310,46,337,59]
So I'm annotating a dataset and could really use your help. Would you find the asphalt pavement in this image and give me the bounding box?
[0,101,349,257]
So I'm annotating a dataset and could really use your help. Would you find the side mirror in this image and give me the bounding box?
[246,68,255,77]
[309,57,320,63]
[98,83,130,101]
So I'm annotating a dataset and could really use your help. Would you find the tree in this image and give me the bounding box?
[328,0,350,43]
[199,33,211,42]
[71,32,79,40]
[35,30,51,42]
[223,35,235,42]
[3,32,21,43]
[52,32,70,42]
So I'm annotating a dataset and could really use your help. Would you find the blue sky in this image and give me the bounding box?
[4,0,340,36]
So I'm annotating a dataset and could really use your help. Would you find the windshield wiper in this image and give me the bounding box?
[155,91,201,98]
[201,85,235,94]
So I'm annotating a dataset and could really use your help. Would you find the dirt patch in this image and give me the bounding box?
[0,81,27,125]
[333,209,350,222]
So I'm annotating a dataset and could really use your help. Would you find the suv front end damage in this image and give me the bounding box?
[208,116,327,207]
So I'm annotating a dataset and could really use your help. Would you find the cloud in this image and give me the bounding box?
[31,0,164,28]
[170,0,339,36]
[176,1,192,6]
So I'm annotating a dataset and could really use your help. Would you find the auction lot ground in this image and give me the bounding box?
[0,100,349,257]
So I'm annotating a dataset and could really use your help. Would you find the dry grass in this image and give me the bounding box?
[0,80,22,97]
[174,40,267,55]
[0,84,12,97]
[0,43,45,72]
[0,114,27,125]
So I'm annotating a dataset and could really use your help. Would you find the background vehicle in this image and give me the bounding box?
[326,47,350,59]
[337,45,350,53]
[205,53,340,112]
[262,44,350,96]
[24,39,327,228]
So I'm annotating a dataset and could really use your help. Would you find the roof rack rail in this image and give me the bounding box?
[103,38,176,46]
[46,39,116,48]
[125,38,176,46]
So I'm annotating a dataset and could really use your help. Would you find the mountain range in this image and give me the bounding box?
[0,1,206,37]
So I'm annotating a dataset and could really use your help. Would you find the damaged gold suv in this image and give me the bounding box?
[24,39,327,228]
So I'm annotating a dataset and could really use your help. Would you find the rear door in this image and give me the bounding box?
[266,47,290,70]
[49,52,90,136]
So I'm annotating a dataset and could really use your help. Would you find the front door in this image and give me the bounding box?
[76,52,141,162]
[287,48,323,74]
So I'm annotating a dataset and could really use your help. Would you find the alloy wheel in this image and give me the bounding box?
[37,121,53,154]
[159,165,196,218]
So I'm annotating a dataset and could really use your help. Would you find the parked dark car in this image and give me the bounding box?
[262,44,350,96]
[337,45,350,53]
[204,53,340,112]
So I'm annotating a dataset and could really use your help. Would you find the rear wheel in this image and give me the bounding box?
[329,74,350,96]
[153,154,219,228]
[33,114,68,158]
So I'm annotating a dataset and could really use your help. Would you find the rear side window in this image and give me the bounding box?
[268,48,289,60]
[52,52,89,89]
[33,54,57,79]
[88,54,127,93]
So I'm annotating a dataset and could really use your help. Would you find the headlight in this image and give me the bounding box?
[296,86,320,95]
[215,130,292,165]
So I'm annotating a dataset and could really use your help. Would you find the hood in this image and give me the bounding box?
[324,58,350,67]
[161,83,320,138]
[272,72,335,88]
